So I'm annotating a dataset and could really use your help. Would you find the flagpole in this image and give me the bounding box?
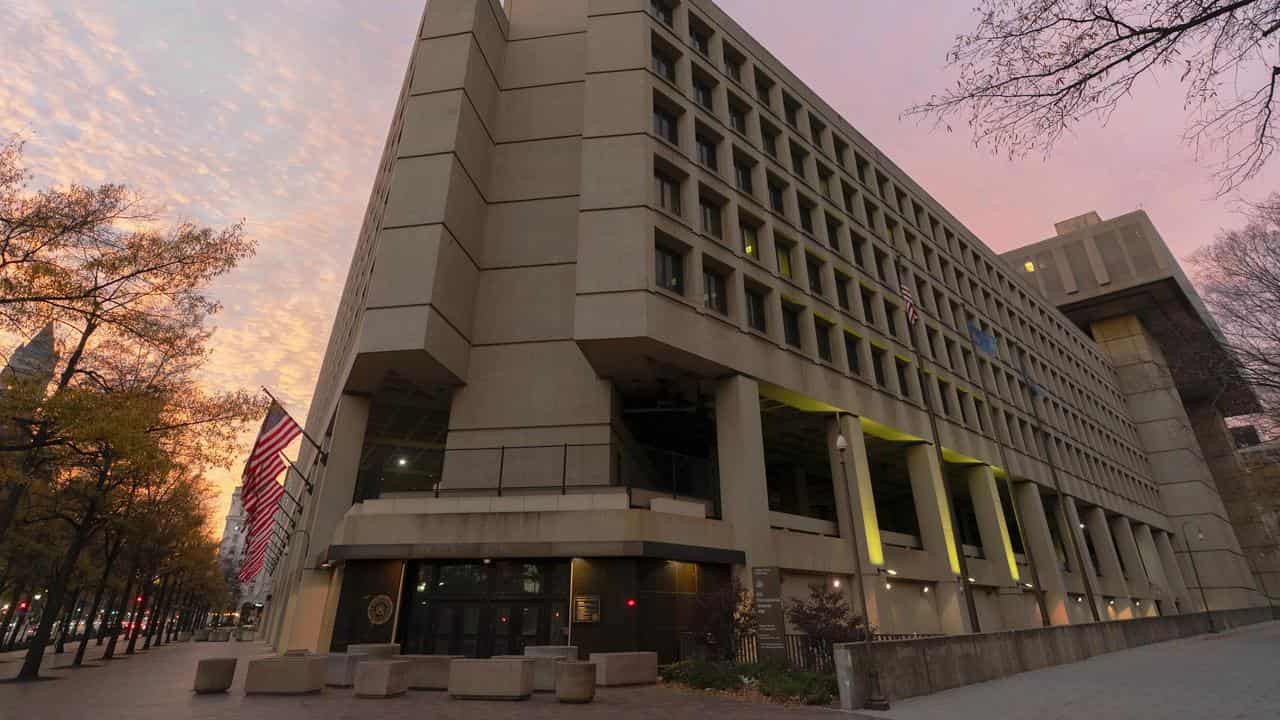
[260,386,328,464]
[282,455,315,494]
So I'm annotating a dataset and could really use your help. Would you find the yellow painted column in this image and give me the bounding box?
[966,465,1019,586]
[905,444,969,634]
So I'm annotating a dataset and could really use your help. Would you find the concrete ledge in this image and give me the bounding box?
[192,629,210,642]
[347,643,400,657]
[325,653,363,687]
[193,657,236,694]
[836,607,1277,709]
[524,645,578,660]
[588,652,657,686]
[496,654,561,691]
[448,658,534,700]
[244,655,327,695]
[355,659,410,698]
[393,654,463,690]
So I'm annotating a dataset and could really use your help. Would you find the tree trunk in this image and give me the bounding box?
[74,549,118,666]
[16,526,91,681]
[96,588,118,646]
[54,587,81,654]
[125,570,153,655]
[143,574,169,650]
[104,562,138,660]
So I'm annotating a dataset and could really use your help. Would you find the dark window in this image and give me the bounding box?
[654,170,681,214]
[695,134,717,170]
[650,0,673,26]
[791,143,807,177]
[733,159,753,193]
[746,287,767,331]
[762,127,778,157]
[729,103,747,134]
[799,202,814,234]
[885,303,899,338]
[782,303,802,348]
[806,256,823,295]
[703,268,727,314]
[938,380,953,416]
[784,97,800,127]
[826,218,840,250]
[871,346,888,387]
[653,106,678,143]
[694,80,713,110]
[775,240,793,279]
[895,358,911,398]
[755,71,773,105]
[844,333,861,374]
[656,243,683,294]
[815,319,832,361]
[652,46,676,82]
[860,287,876,324]
[768,180,785,212]
[724,52,742,82]
[699,198,721,237]
[835,275,850,310]
[690,27,710,56]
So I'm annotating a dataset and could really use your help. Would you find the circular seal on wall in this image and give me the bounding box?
[367,594,394,626]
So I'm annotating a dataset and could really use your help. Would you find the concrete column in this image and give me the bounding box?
[715,375,774,578]
[1110,515,1151,598]
[1062,497,1104,619]
[904,444,968,633]
[1014,482,1069,624]
[1154,530,1194,611]
[1133,523,1175,610]
[827,414,884,627]
[1085,507,1133,617]
[966,465,1019,586]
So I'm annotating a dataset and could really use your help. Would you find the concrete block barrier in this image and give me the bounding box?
[325,653,364,687]
[588,652,658,686]
[448,658,534,700]
[495,654,561,692]
[244,654,327,695]
[555,661,596,704]
[193,657,236,694]
[346,642,399,658]
[393,654,463,690]
[524,645,579,660]
[355,659,411,698]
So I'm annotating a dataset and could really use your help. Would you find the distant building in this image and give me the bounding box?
[0,322,57,390]
[217,486,271,620]
[266,0,1272,661]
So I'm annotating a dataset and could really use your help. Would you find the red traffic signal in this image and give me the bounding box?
[136,595,143,603]
[18,601,28,611]
[625,598,637,608]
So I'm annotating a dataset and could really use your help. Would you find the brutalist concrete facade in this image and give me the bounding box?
[263,0,1267,659]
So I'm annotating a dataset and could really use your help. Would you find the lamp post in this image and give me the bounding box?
[1181,522,1216,633]
[836,431,890,711]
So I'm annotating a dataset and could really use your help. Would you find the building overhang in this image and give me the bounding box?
[325,540,745,566]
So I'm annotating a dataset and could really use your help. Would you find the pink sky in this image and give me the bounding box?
[3,1,1274,532]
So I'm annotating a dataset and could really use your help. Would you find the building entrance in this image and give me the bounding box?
[397,560,570,657]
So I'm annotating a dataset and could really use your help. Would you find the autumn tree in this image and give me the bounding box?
[909,1,1280,194]
[785,582,870,646]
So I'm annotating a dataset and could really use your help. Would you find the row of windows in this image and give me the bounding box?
[643,5,1146,479]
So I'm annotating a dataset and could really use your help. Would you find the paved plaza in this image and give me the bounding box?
[0,622,1277,720]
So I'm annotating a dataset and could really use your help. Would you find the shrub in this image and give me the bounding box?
[661,658,838,705]
[659,659,743,690]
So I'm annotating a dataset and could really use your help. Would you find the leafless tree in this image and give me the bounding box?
[908,1,1280,194]
[1192,194,1280,432]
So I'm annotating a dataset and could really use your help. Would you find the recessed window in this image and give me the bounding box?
[783,95,801,128]
[693,78,714,111]
[938,380,953,416]
[653,105,678,144]
[650,0,674,26]
[844,333,861,374]
[723,45,743,82]
[654,169,681,214]
[835,273,851,311]
[885,302,899,338]
[775,238,794,279]
[798,199,815,234]
[895,358,911,399]
[782,303,802,348]
[703,267,727,314]
[761,124,779,158]
[754,70,774,106]
[745,286,767,332]
[695,133,718,170]
[733,157,753,193]
[699,196,722,238]
[767,178,786,213]
[825,216,841,250]
[689,24,710,56]
[860,287,876,325]
[871,346,888,387]
[740,220,759,260]
[805,255,823,295]
[790,142,808,177]
[652,43,676,82]
[815,318,833,362]
[655,242,684,294]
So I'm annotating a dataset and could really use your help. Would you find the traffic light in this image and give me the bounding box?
[18,601,28,611]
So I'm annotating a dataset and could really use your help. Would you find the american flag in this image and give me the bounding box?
[900,284,920,325]
[240,402,301,518]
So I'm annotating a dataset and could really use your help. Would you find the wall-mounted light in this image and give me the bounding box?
[884,582,892,590]
[922,586,930,594]
[1023,261,1036,273]
[832,578,841,588]
[397,457,408,467]
[966,577,976,584]
[1022,582,1035,589]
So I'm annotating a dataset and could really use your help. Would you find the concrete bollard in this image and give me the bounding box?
[193,657,237,694]
[555,661,597,704]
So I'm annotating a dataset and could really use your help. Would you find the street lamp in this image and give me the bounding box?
[1181,522,1216,633]
[836,430,890,711]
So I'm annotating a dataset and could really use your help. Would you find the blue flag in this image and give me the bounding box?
[967,320,997,356]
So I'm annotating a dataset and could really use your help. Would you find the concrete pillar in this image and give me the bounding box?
[827,414,884,627]
[1062,497,1103,619]
[715,375,774,577]
[1110,515,1151,598]
[1085,507,1133,617]
[1154,530,1194,611]
[904,444,968,633]
[1133,523,1175,610]
[1014,482,1069,624]
[966,465,1019,586]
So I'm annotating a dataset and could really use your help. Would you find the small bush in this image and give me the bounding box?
[660,659,837,705]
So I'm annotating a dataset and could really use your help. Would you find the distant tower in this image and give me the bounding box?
[0,322,58,389]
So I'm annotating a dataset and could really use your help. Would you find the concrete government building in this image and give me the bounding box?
[264,0,1276,660]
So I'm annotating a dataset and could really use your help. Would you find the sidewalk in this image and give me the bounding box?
[855,620,1280,720]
